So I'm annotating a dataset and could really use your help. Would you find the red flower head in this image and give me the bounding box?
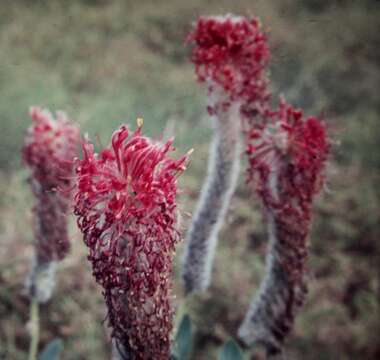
[73,121,190,360]
[22,107,79,261]
[188,15,270,116]
[23,107,79,191]
[246,98,329,281]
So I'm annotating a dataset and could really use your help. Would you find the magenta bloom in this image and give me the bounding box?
[73,123,189,359]
[22,107,79,262]
[247,98,329,226]
[188,15,270,116]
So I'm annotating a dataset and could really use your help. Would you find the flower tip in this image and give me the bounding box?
[29,106,40,120]
[187,148,194,156]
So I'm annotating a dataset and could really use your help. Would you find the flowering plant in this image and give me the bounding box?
[23,107,79,302]
[73,121,190,359]
[182,15,271,294]
[239,99,329,352]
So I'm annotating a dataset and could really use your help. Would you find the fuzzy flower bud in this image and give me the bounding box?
[22,107,79,302]
[239,98,329,353]
[73,122,190,360]
[182,15,270,294]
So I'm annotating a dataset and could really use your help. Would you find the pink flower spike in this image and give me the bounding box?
[73,122,190,360]
[240,99,329,352]
[23,106,80,262]
[22,106,79,303]
[182,14,270,295]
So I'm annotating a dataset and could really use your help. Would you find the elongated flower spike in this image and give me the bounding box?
[22,106,79,303]
[182,15,270,294]
[239,98,329,354]
[73,121,190,360]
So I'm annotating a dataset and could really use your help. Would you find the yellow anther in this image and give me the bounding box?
[137,117,144,127]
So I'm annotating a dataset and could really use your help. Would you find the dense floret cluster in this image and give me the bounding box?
[73,122,189,359]
[188,15,270,116]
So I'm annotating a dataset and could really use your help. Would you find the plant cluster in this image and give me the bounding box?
[20,13,329,360]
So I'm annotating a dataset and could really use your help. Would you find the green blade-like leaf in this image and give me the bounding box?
[218,340,244,360]
[39,338,63,360]
[174,314,193,360]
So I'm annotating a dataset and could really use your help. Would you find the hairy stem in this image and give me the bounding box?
[182,100,242,294]
[238,172,308,354]
[25,254,57,304]
[27,297,40,360]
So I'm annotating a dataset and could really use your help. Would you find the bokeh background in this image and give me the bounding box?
[0,0,379,359]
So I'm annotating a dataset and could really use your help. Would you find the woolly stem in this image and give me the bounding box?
[238,171,308,355]
[182,98,242,294]
[27,297,40,360]
[25,254,57,304]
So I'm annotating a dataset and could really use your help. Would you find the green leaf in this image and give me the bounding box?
[218,340,244,360]
[39,338,63,360]
[173,314,193,360]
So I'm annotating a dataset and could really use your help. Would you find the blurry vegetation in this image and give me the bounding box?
[0,0,379,359]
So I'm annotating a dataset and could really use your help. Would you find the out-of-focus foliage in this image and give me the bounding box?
[218,340,244,360]
[39,338,63,360]
[173,314,194,360]
[0,0,379,359]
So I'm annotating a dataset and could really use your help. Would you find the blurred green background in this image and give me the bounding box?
[0,0,379,359]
